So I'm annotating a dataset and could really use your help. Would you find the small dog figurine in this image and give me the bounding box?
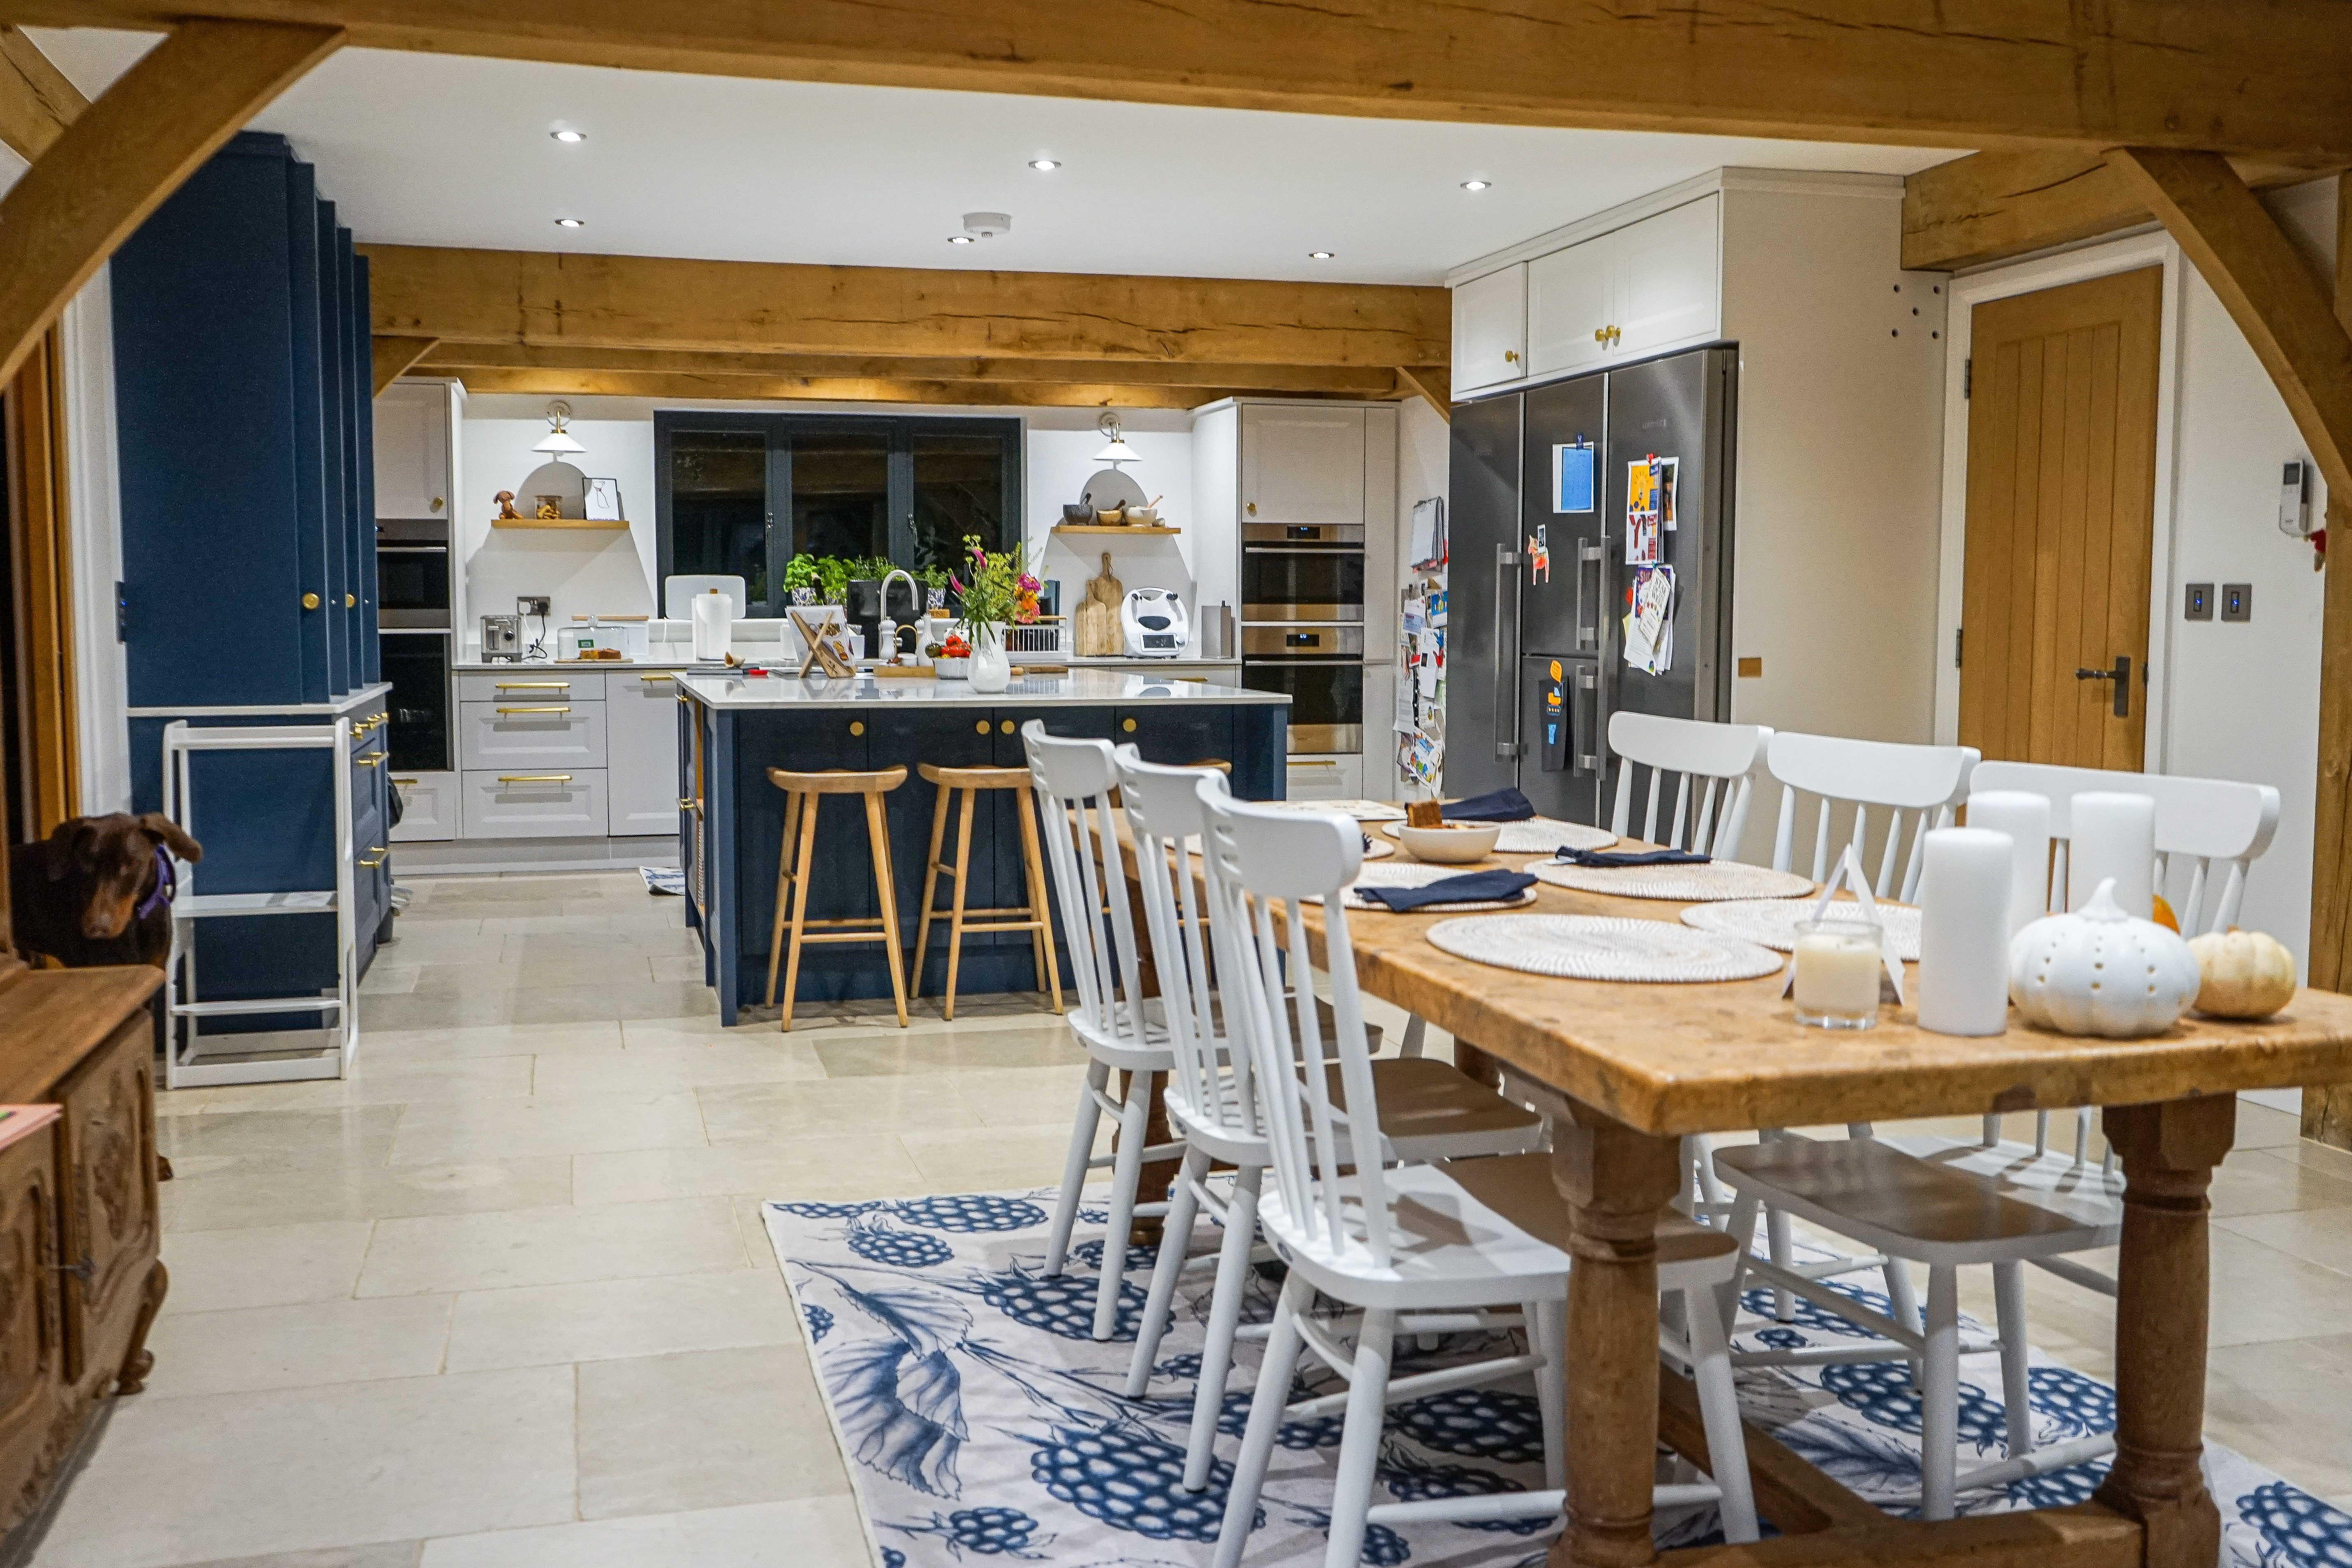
[495,490,522,520]
[9,813,203,969]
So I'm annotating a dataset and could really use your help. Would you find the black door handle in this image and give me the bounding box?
[2074,654,2132,718]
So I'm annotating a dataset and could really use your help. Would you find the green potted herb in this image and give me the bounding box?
[782,553,819,607]
[919,564,951,613]
[815,555,850,606]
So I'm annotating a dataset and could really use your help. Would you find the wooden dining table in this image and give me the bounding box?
[1104,814,2352,1568]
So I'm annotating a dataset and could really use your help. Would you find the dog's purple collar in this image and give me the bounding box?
[135,843,175,920]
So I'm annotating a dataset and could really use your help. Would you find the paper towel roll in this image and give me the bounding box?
[1967,790,2052,938]
[692,590,731,661]
[2069,791,2155,917]
[1917,826,2014,1037]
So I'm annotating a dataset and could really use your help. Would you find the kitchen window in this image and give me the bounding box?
[654,412,1020,616]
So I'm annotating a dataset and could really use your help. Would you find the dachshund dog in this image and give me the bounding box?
[9,813,202,969]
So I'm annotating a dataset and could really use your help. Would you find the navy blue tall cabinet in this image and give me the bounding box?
[110,132,391,1079]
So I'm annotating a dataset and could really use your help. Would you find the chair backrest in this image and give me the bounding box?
[1968,760,2281,933]
[1608,713,1772,859]
[1766,732,1979,900]
[1114,749,1251,1139]
[1023,722,1149,1052]
[1195,783,1388,1272]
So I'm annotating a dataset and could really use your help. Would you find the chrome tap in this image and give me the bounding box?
[878,568,920,665]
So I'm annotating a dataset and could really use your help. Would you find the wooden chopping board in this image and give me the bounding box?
[1077,550,1123,657]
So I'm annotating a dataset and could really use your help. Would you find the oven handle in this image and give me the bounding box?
[1241,545,1369,555]
[1495,543,1521,761]
[377,545,450,555]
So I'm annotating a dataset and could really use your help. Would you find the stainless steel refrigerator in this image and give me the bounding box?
[1448,347,1738,823]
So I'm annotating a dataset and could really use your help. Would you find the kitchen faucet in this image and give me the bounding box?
[878,568,919,665]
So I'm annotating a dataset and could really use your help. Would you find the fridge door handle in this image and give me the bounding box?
[1575,541,1605,653]
[1574,663,1604,774]
[1494,543,1522,760]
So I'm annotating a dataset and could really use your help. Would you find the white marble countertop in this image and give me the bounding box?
[677,668,1284,710]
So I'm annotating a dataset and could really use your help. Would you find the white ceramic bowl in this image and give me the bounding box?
[1397,822,1501,864]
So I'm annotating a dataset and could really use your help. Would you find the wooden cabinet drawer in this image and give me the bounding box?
[460,770,608,838]
[458,699,607,771]
[54,1015,159,1388]
[1284,753,1364,802]
[387,770,458,843]
[456,672,603,704]
[0,1120,63,1518]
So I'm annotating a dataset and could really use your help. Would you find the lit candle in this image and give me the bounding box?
[1793,919,1884,1029]
[1916,826,2014,1037]
[1966,790,2052,939]
[2068,792,2156,918]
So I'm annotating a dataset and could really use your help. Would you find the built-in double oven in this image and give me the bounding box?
[1240,522,1366,755]
[375,517,453,773]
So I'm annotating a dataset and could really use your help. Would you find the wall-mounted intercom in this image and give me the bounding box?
[2280,461,2315,538]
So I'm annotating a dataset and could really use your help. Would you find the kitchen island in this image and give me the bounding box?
[676,668,1289,1022]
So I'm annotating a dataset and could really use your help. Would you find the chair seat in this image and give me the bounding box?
[768,765,908,794]
[1714,1137,2119,1267]
[1879,1133,2126,1223]
[1443,1153,1740,1289]
[1330,1057,1546,1161]
[1257,1156,1573,1312]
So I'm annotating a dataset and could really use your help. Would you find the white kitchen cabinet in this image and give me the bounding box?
[456,671,603,704]
[1526,239,1615,379]
[605,671,686,835]
[1613,195,1721,359]
[458,700,608,771]
[1284,754,1364,801]
[1452,265,1527,395]
[460,772,608,838]
[1240,405,1365,529]
[387,770,457,843]
[373,381,451,521]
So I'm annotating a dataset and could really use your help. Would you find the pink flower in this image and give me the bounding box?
[948,574,964,594]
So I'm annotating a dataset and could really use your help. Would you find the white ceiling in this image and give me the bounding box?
[28,28,1958,286]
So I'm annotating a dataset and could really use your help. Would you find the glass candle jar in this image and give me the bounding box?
[1792,917,1884,1030]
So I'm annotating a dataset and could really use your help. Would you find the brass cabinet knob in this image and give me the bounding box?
[849,721,865,737]
[1122,718,1137,733]
[678,796,696,809]
[1505,349,1520,362]
[302,592,320,610]
[1245,502,1256,516]
[1593,328,1606,343]
[431,496,444,512]
[974,719,989,734]
[999,720,1014,734]
[345,593,355,608]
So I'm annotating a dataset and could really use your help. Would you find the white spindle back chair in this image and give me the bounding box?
[1766,732,1980,901]
[1608,712,1773,857]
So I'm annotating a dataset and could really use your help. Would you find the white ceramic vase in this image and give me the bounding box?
[967,622,1011,694]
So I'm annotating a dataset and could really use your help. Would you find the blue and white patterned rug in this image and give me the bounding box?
[763,1189,2352,1568]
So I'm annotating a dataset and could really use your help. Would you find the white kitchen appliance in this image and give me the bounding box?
[1120,587,1188,658]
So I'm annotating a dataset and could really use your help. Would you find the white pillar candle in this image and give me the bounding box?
[2068,791,2156,918]
[1793,925,1883,1025]
[1966,790,2053,938]
[1916,826,2014,1037]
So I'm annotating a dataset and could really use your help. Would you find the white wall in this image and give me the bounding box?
[60,265,132,815]
[1024,413,1201,633]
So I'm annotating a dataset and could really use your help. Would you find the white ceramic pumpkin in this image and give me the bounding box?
[2186,927,2296,1019]
[2008,877,2202,1038]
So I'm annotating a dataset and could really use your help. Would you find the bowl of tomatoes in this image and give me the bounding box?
[927,631,973,678]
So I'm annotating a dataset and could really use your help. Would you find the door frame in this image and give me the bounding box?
[1932,229,2186,771]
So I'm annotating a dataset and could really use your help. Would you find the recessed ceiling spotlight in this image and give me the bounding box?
[554,216,585,228]
[551,128,586,144]
[1308,250,1335,260]
[1461,179,1491,191]
[1029,158,1060,171]
[948,234,976,244]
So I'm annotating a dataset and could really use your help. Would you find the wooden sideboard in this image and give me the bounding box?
[0,964,166,1561]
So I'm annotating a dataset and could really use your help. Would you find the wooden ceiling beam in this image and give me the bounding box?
[409,341,1404,395]
[5,0,2351,158]
[1390,366,1451,422]
[0,24,84,161]
[1904,147,2343,273]
[0,19,343,390]
[370,334,438,394]
[364,245,1447,369]
[442,365,1252,410]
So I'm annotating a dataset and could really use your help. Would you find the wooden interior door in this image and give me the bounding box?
[1958,267,2163,767]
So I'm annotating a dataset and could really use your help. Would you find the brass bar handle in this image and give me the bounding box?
[392,777,419,785]
[496,774,574,783]
[640,673,675,682]
[678,796,698,810]
[355,755,381,767]
[495,706,572,714]
[359,854,387,868]
[1289,759,1341,768]
[495,682,569,690]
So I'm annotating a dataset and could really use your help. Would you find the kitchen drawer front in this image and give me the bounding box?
[460,769,608,838]
[1284,753,1364,802]
[458,699,608,771]
[456,672,605,705]
[387,770,458,843]
[607,672,686,836]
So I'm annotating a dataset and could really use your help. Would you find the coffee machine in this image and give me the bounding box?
[480,614,521,661]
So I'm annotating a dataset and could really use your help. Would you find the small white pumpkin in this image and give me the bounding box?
[2009,877,2202,1038]
[2186,927,2296,1019]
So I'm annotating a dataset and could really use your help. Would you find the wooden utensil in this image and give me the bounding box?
[1077,551,1124,656]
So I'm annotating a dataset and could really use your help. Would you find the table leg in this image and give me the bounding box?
[1550,1099,1682,1568]
[2093,1095,2236,1568]
[1452,1038,1506,1092]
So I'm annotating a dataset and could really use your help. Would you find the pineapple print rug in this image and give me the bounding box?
[763,1191,2350,1568]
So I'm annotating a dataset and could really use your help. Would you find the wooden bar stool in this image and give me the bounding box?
[913,762,1063,1020]
[764,765,911,1033]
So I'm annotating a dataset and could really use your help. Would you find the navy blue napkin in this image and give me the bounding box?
[1356,870,1535,912]
[1441,787,1535,822]
[1551,846,1710,867]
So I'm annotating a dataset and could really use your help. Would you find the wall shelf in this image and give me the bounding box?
[1052,524,1181,536]
[492,516,629,530]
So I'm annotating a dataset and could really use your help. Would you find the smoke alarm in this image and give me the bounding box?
[960,212,1013,240]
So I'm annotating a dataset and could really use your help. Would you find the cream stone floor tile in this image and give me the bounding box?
[161,1156,576,1233]
[529,1041,828,1098]
[415,1495,870,1568]
[571,1135,930,1208]
[32,1367,575,1568]
[362,981,716,1032]
[2200,1336,2352,1497]
[143,1296,453,1398]
[899,1123,1089,1190]
[696,1075,980,1143]
[356,1021,622,1061]
[166,1545,424,1568]
[649,954,707,983]
[358,1196,746,1296]
[2208,1149,2352,1219]
[158,1106,400,1178]
[2216,1203,2352,1277]
[406,958,658,993]
[947,1064,1095,1129]
[157,1054,534,1117]
[2236,1100,2305,1149]
[814,1025,1085,1077]
[389,1090,707,1165]
[481,912,687,937]
[443,1268,796,1372]
[620,1015,806,1050]
[575,1345,851,1520]
[2273,1136,2352,1183]
[359,965,420,996]
[161,1221,376,1314]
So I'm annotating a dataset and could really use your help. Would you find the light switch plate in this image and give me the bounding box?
[2221,583,2252,623]
[2185,583,2213,620]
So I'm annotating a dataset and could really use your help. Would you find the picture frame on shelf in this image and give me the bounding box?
[585,477,624,521]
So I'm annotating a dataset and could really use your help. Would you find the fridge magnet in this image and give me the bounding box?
[1626,457,1662,566]
[1622,564,1675,675]
[1657,457,1678,532]
[1525,524,1551,584]
[1552,440,1596,513]
[585,478,624,521]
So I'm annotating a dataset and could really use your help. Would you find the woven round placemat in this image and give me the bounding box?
[1680,898,1922,961]
[1261,798,1407,822]
[1308,861,1538,913]
[1425,914,1783,982]
[1529,860,1815,903]
[1380,817,1617,853]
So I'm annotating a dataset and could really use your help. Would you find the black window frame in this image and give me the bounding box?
[654,410,1022,618]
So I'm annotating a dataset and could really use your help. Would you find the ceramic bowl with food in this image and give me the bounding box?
[1095,507,1128,525]
[1125,507,1159,525]
[1397,822,1501,864]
